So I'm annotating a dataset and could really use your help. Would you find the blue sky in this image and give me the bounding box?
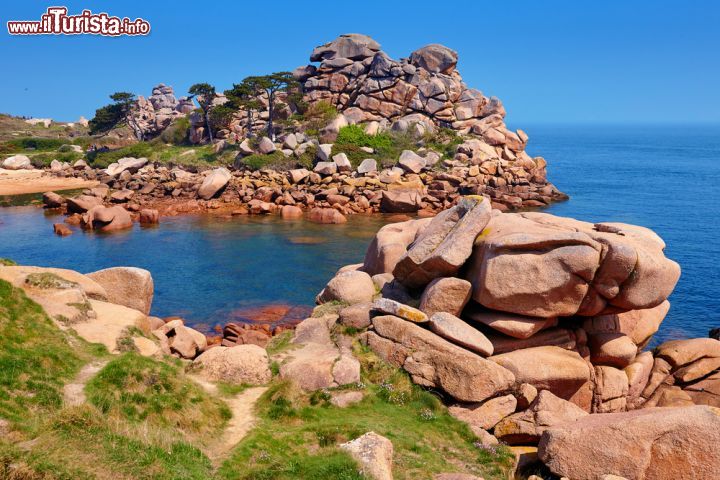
[1,0,719,124]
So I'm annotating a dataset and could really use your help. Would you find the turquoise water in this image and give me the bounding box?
[1,125,718,341]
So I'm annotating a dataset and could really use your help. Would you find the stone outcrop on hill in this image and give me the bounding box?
[313,197,720,458]
[128,84,194,140]
[297,34,515,139]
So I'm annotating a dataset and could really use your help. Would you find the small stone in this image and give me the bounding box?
[372,298,428,323]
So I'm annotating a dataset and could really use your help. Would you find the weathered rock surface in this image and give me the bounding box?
[419,277,472,317]
[340,431,393,480]
[319,270,375,305]
[197,167,232,200]
[82,205,132,232]
[368,315,514,402]
[193,345,271,385]
[491,346,592,410]
[494,390,588,445]
[393,196,491,289]
[538,406,720,480]
[428,312,493,356]
[87,267,154,315]
[466,212,680,318]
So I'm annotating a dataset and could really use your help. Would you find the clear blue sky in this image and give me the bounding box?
[1,0,719,124]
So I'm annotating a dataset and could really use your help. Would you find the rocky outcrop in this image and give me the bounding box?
[314,196,720,469]
[278,314,360,391]
[193,344,271,385]
[128,84,194,140]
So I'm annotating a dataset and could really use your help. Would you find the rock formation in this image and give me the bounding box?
[128,84,194,140]
[315,197,720,444]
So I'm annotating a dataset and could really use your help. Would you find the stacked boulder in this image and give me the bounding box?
[316,196,720,459]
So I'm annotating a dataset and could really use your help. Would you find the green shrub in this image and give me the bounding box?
[159,117,190,145]
[301,100,338,135]
[0,258,17,266]
[241,151,299,171]
[86,142,154,168]
[0,137,65,154]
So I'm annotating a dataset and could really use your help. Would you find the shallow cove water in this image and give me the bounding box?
[0,125,718,342]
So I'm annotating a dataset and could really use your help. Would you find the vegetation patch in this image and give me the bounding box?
[0,280,83,426]
[85,352,230,437]
[0,258,17,266]
[25,273,78,290]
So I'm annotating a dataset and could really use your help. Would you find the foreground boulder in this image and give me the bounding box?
[87,267,154,315]
[279,315,360,390]
[318,270,375,305]
[193,345,271,385]
[340,431,393,480]
[538,406,720,480]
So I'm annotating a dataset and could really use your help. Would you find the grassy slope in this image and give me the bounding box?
[0,278,513,479]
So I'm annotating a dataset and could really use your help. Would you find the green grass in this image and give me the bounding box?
[0,280,84,428]
[85,352,230,437]
[266,331,294,355]
[0,258,17,266]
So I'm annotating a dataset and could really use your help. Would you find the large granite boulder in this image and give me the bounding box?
[87,267,154,315]
[409,44,458,74]
[363,218,431,276]
[538,406,720,480]
[466,212,680,318]
[2,154,33,170]
[393,196,491,289]
[82,205,132,232]
[197,167,232,200]
[193,345,271,385]
[310,33,381,62]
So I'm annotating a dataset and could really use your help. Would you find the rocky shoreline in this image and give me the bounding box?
[2,196,719,478]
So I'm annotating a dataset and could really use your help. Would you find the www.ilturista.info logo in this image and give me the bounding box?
[7,7,150,36]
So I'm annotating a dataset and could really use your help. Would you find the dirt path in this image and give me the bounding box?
[207,386,268,463]
[63,360,108,406]
[0,169,98,195]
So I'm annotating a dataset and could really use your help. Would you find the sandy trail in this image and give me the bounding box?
[207,386,268,462]
[188,375,267,463]
[63,360,108,406]
[0,169,98,195]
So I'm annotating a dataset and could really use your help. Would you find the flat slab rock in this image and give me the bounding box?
[368,315,514,402]
[428,312,493,356]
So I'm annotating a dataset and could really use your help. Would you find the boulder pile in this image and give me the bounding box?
[317,195,720,478]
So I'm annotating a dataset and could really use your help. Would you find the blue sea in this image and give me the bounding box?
[1,125,718,341]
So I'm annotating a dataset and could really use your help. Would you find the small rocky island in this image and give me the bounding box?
[4,34,565,231]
